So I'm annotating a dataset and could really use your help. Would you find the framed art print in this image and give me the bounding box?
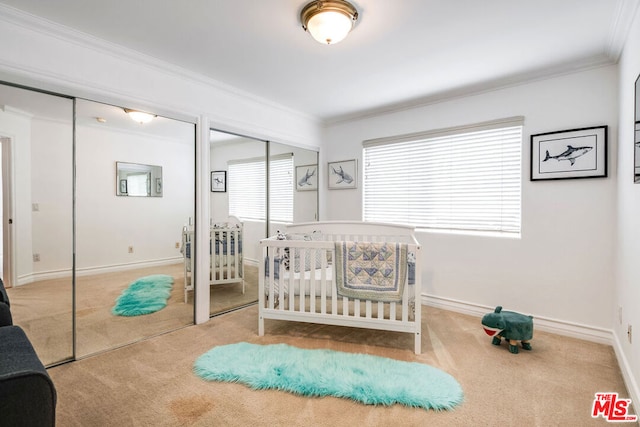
[296,164,318,191]
[530,126,607,181]
[211,170,227,192]
[328,159,357,189]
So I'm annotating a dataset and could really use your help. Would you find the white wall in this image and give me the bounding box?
[324,65,618,332]
[31,117,73,275]
[615,5,640,409]
[76,124,194,270]
[0,108,33,282]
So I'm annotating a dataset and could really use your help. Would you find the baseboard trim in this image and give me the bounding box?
[421,294,613,345]
[612,332,640,408]
[16,257,183,285]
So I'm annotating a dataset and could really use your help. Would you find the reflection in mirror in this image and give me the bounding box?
[269,142,319,236]
[75,99,195,358]
[116,161,163,197]
[635,74,640,182]
[0,82,74,366]
[208,130,266,316]
[205,131,319,317]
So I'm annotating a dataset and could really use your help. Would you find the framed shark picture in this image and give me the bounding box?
[328,159,357,189]
[296,164,318,191]
[211,170,227,192]
[530,126,607,181]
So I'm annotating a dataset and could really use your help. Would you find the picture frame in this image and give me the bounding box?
[328,159,357,189]
[155,178,163,195]
[530,126,607,181]
[295,164,318,191]
[211,170,227,192]
[119,179,127,194]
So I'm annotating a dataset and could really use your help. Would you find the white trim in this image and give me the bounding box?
[605,0,640,62]
[16,257,183,285]
[612,332,640,410]
[422,294,613,345]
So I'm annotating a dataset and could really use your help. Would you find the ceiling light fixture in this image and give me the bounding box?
[124,108,156,124]
[300,0,359,45]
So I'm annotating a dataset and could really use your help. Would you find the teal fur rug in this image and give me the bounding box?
[111,274,174,316]
[194,343,463,410]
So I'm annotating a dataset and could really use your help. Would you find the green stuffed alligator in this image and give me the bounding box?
[482,306,533,354]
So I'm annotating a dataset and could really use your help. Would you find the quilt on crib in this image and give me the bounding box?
[335,241,409,303]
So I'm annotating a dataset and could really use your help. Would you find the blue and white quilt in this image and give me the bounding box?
[334,241,409,303]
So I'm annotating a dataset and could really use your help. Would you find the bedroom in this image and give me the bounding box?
[0,1,639,425]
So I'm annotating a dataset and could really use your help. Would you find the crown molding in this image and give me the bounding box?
[325,55,615,126]
[605,0,640,62]
[0,3,320,126]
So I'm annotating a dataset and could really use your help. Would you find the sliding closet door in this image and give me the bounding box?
[268,142,318,237]
[0,83,74,366]
[209,130,266,315]
[75,99,195,358]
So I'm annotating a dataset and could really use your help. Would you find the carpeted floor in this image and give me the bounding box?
[48,305,634,426]
[7,262,259,365]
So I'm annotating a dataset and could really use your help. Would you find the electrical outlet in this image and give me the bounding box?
[32,203,39,212]
[175,242,180,249]
[128,246,134,253]
[628,324,633,344]
[33,253,40,262]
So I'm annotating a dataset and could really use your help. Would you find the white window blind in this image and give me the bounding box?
[363,119,522,235]
[228,154,293,222]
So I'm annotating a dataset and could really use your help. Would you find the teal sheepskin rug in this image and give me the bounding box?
[111,274,174,316]
[194,342,463,410]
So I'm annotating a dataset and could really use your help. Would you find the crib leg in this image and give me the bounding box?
[258,315,264,336]
[414,331,421,355]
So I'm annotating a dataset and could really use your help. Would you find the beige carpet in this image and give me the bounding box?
[7,263,259,365]
[48,305,634,426]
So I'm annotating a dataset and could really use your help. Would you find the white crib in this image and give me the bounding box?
[258,221,422,354]
[182,216,245,302]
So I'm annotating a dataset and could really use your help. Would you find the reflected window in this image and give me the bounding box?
[228,154,293,222]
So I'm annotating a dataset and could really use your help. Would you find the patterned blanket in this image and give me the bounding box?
[335,241,408,302]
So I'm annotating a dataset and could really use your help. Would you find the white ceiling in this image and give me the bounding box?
[0,0,637,123]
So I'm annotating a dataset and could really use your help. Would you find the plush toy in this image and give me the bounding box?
[482,306,533,354]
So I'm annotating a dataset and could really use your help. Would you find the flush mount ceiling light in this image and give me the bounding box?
[300,0,359,45]
[123,108,156,124]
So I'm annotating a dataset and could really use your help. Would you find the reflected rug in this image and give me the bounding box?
[193,342,463,410]
[111,274,174,316]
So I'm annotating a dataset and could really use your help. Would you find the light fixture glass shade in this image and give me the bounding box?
[301,0,358,45]
[307,10,353,44]
[124,108,156,124]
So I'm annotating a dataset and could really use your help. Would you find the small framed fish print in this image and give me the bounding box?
[328,159,357,189]
[296,164,318,191]
[530,126,607,181]
[211,170,227,192]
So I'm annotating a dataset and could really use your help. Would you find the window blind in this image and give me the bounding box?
[363,120,522,234]
[228,154,293,223]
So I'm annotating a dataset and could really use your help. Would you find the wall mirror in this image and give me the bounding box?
[116,161,163,197]
[635,73,640,182]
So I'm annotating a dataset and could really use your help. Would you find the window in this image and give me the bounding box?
[228,154,293,222]
[363,117,523,235]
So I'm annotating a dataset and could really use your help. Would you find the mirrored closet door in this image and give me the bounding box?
[0,82,74,366]
[75,99,195,358]
[208,131,318,316]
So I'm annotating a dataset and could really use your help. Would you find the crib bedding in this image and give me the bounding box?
[181,217,245,302]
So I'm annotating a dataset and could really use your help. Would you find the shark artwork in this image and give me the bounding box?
[297,168,316,187]
[543,144,593,166]
[331,165,354,184]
